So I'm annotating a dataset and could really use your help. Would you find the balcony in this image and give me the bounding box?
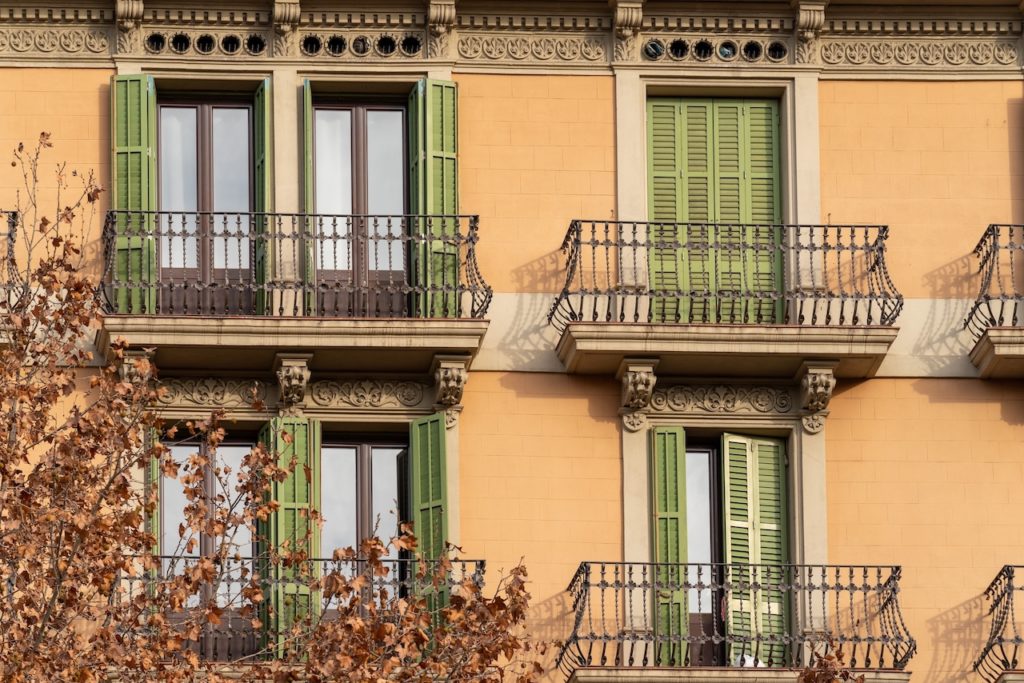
[974,565,1024,683]
[965,226,1024,378]
[548,221,903,379]
[558,562,916,683]
[100,211,492,373]
[118,556,485,662]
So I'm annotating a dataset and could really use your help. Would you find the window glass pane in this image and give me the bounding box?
[320,446,358,556]
[212,107,251,269]
[366,110,405,270]
[161,444,195,558]
[213,444,253,556]
[159,107,198,269]
[314,109,353,271]
[371,447,402,559]
[686,450,713,613]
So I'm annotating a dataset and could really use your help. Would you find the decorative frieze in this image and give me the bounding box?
[0,28,109,54]
[819,39,1019,67]
[156,378,268,408]
[308,379,427,409]
[649,385,795,416]
[457,33,606,62]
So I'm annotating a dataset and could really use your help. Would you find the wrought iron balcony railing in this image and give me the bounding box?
[117,556,485,662]
[101,211,492,319]
[548,221,903,331]
[974,565,1024,682]
[557,561,916,676]
[965,225,1024,341]
[1,210,24,312]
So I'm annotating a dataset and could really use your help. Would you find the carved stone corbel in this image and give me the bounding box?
[791,0,828,64]
[432,354,469,429]
[272,0,301,57]
[275,353,312,416]
[618,358,658,433]
[610,0,644,62]
[428,0,456,59]
[798,362,837,434]
[115,0,144,54]
[120,348,154,387]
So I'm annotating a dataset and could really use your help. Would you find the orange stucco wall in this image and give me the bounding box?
[455,74,616,294]
[820,80,1024,299]
[827,378,1024,681]
[0,68,111,276]
[459,371,622,646]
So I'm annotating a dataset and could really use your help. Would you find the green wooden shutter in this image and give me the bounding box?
[258,417,320,653]
[650,426,687,665]
[254,77,272,315]
[303,79,316,316]
[410,413,447,560]
[110,74,157,314]
[646,98,782,325]
[722,433,789,665]
[647,99,684,324]
[409,79,460,318]
[743,100,783,324]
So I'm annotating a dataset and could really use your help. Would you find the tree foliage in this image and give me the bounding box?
[0,135,542,682]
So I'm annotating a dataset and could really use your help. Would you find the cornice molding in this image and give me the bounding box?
[0,3,1021,74]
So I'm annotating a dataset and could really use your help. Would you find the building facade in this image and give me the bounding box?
[3,0,1024,680]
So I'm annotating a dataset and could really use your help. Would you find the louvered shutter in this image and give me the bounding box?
[722,433,789,666]
[650,426,688,665]
[254,77,272,314]
[258,418,320,653]
[110,74,157,314]
[680,101,715,324]
[743,100,783,324]
[712,101,745,324]
[302,79,316,316]
[410,413,447,559]
[409,79,460,318]
[647,99,683,323]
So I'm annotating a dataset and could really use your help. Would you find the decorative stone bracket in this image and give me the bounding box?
[119,348,154,386]
[272,0,301,56]
[115,0,144,54]
[798,361,837,434]
[610,0,644,62]
[428,0,456,59]
[432,354,470,429]
[792,0,827,64]
[275,353,312,416]
[618,358,658,432]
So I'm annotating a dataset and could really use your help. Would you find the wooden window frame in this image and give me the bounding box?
[320,434,408,548]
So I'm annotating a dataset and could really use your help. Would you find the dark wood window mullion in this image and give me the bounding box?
[198,104,213,314]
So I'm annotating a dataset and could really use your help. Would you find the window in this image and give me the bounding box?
[160,441,256,559]
[109,75,271,316]
[311,101,407,316]
[646,98,782,324]
[651,428,788,666]
[320,438,406,559]
[158,98,254,313]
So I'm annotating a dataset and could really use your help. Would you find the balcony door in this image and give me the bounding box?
[651,428,789,667]
[646,98,782,324]
[158,100,253,315]
[313,104,407,317]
